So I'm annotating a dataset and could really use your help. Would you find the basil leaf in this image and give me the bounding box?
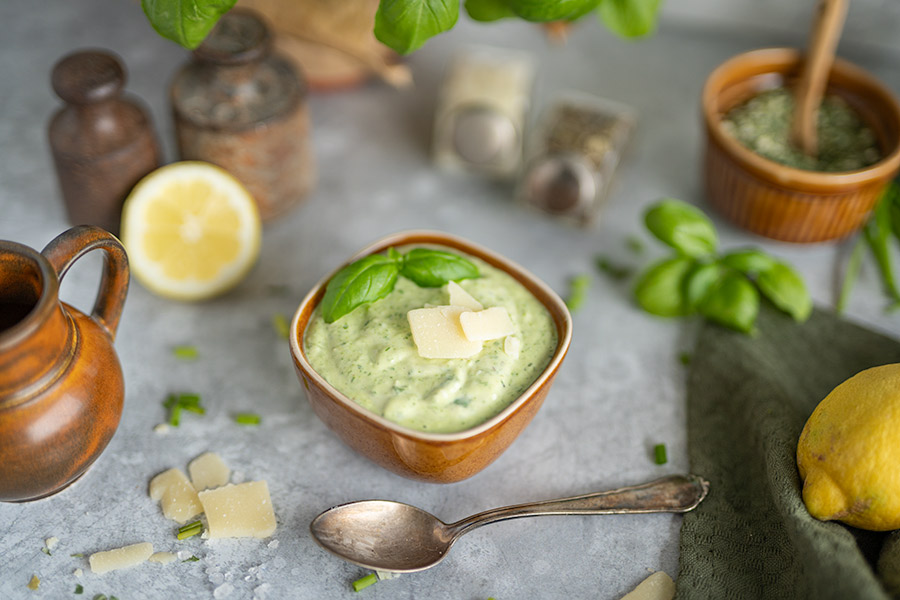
[684,261,725,313]
[719,249,777,276]
[465,0,516,21]
[644,199,718,258]
[141,0,237,49]
[320,255,400,323]
[756,262,812,322]
[400,248,479,287]
[504,0,600,21]
[633,257,694,317]
[598,0,661,38]
[374,0,459,55]
[699,271,759,334]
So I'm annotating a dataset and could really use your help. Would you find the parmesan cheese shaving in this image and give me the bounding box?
[446,280,483,311]
[619,572,676,600]
[198,482,277,539]
[188,452,231,491]
[407,306,483,359]
[459,306,515,341]
[149,468,202,524]
[89,542,153,575]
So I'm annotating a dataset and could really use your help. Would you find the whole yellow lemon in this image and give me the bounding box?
[797,363,900,531]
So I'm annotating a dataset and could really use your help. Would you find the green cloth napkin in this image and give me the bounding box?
[677,306,900,599]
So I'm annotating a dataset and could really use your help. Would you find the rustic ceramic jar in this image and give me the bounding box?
[171,8,315,222]
[0,226,129,502]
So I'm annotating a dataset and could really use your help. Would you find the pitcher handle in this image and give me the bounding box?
[42,225,130,340]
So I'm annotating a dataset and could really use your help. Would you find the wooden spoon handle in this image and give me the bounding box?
[792,0,849,156]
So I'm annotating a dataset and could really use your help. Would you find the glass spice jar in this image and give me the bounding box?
[519,93,636,225]
[170,8,315,222]
[433,46,534,179]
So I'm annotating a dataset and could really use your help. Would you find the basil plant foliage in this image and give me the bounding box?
[142,0,662,55]
[634,199,812,335]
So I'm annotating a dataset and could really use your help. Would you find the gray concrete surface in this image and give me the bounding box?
[2,2,900,599]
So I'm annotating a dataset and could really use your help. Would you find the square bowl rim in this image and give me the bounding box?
[289,229,573,442]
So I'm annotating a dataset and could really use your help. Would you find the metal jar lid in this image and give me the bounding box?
[521,153,596,216]
[451,105,519,167]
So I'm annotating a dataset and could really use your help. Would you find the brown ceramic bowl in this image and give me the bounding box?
[289,230,572,483]
[702,48,900,243]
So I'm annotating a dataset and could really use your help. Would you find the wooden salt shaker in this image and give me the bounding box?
[48,50,161,235]
[170,9,315,222]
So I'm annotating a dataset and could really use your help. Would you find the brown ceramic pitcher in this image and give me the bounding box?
[0,226,129,502]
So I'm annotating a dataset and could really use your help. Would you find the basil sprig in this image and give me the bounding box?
[320,247,479,323]
[143,0,661,56]
[633,199,812,334]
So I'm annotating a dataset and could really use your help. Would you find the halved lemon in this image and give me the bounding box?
[121,161,262,301]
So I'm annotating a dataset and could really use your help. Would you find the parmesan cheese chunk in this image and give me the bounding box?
[188,452,231,491]
[198,481,277,539]
[619,572,676,600]
[446,281,483,311]
[89,542,153,575]
[503,335,521,359]
[149,551,177,565]
[459,306,515,342]
[149,468,202,524]
[407,306,483,359]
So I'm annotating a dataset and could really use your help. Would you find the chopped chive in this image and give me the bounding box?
[654,443,668,465]
[182,555,200,563]
[234,413,261,426]
[172,345,199,360]
[71,553,84,558]
[626,235,645,254]
[272,313,291,340]
[565,274,591,313]
[75,584,84,594]
[352,573,377,592]
[93,595,107,600]
[595,256,633,281]
[177,393,201,406]
[678,352,691,366]
[177,521,203,540]
[41,546,51,555]
[164,393,205,426]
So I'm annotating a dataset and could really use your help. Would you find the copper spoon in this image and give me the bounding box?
[309,474,710,573]
[791,0,849,156]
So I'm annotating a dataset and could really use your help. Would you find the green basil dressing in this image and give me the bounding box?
[721,87,882,172]
[304,248,557,433]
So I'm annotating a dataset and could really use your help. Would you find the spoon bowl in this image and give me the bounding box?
[310,474,710,573]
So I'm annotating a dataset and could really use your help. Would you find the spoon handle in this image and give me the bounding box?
[447,474,709,537]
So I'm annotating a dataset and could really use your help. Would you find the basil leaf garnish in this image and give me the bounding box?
[633,256,694,317]
[141,0,237,49]
[465,0,517,21]
[644,199,718,258]
[684,261,725,313]
[505,0,600,21]
[320,255,400,323]
[719,249,777,276]
[756,262,812,322]
[400,248,479,288]
[699,271,759,334]
[374,0,459,55]
[598,0,662,38]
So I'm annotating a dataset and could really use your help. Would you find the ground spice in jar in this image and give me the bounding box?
[721,87,882,172]
[519,95,635,225]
